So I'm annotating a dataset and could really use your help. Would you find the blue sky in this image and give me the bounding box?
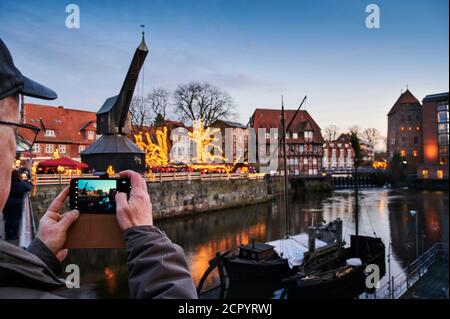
[1,0,448,140]
[78,179,116,192]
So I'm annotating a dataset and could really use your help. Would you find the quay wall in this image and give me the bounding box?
[31,178,273,221]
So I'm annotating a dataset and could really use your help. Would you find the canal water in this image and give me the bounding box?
[62,188,449,298]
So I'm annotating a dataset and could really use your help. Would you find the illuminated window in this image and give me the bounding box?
[408,127,412,131]
[437,170,444,180]
[401,127,405,132]
[45,144,54,153]
[87,131,95,140]
[416,126,420,131]
[422,170,429,179]
[400,149,406,157]
[32,143,40,153]
[58,144,66,154]
[44,129,55,137]
[413,150,418,157]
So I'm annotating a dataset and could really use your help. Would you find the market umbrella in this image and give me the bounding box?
[38,156,88,169]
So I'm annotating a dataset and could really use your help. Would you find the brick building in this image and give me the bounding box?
[249,108,324,175]
[417,92,449,179]
[323,133,354,171]
[322,133,375,172]
[387,90,423,174]
[20,104,97,163]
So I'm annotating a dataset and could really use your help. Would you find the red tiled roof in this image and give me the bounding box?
[250,108,325,144]
[24,104,96,144]
[387,89,421,116]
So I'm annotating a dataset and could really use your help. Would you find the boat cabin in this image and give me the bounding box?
[238,241,276,261]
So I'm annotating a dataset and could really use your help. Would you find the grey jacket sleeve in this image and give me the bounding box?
[124,225,198,299]
[26,238,62,275]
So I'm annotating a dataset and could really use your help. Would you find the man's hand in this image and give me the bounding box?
[36,187,79,261]
[115,170,153,231]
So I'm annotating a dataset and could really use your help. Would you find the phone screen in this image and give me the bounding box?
[71,178,130,213]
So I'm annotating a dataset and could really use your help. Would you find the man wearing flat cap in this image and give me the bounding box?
[0,39,197,299]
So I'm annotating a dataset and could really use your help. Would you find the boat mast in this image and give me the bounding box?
[354,163,359,237]
[280,96,290,237]
[349,131,362,255]
[279,96,307,237]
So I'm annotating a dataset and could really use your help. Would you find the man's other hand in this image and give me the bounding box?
[115,170,153,231]
[36,187,79,261]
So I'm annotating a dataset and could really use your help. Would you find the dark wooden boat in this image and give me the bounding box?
[223,242,294,282]
[282,235,386,299]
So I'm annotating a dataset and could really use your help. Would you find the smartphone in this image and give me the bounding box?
[70,178,131,214]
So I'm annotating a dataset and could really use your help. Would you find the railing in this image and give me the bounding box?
[35,172,266,185]
[18,193,37,248]
[365,242,448,299]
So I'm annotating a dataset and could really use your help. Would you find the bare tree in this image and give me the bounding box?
[362,128,382,149]
[173,81,235,126]
[147,88,170,125]
[130,96,151,133]
[323,124,339,142]
[348,125,362,137]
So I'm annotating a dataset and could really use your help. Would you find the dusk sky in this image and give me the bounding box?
[1,0,448,143]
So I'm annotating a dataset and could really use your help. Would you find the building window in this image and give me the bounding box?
[305,131,313,141]
[401,127,405,132]
[292,133,298,139]
[416,126,420,131]
[299,145,304,153]
[59,144,66,154]
[437,111,449,123]
[303,158,308,165]
[413,149,418,157]
[79,145,86,153]
[87,131,95,140]
[400,149,406,157]
[285,132,290,139]
[45,144,54,153]
[413,136,419,144]
[437,170,444,180]
[422,170,429,179]
[438,123,449,134]
[44,129,55,137]
[408,127,412,131]
[32,143,40,153]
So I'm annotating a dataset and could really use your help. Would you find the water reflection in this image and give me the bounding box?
[63,189,448,298]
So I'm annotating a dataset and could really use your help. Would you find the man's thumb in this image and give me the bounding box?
[59,209,79,231]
